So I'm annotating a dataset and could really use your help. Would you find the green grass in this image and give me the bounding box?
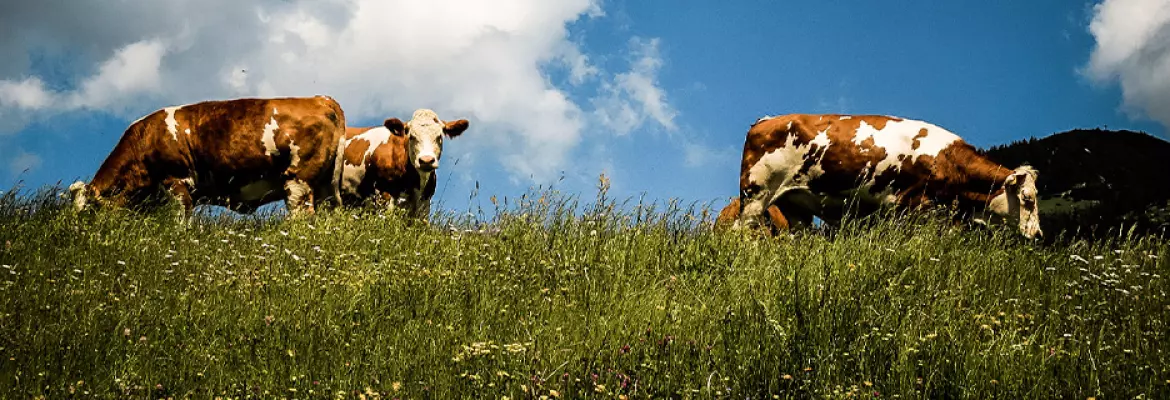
[0,184,1167,399]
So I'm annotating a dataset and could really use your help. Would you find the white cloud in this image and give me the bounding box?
[593,37,677,135]
[0,0,679,182]
[1085,0,1170,129]
[67,39,168,110]
[0,77,54,110]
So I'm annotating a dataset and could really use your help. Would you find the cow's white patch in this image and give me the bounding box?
[261,116,280,156]
[69,181,87,211]
[356,127,391,160]
[852,119,960,181]
[273,108,279,115]
[742,134,817,221]
[755,115,776,125]
[289,140,301,167]
[164,106,181,141]
[184,128,190,135]
[239,181,277,202]
[806,129,832,179]
[840,116,852,120]
[786,121,793,131]
[339,127,392,197]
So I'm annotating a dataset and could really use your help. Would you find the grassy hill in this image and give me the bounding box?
[0,185,1167,399]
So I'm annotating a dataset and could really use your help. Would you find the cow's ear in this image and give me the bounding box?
[443,119,470,138]
[384,118,406,136]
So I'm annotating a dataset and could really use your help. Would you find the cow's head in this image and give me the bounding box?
[385,109,470,173]
[69,181,88,211]
[987,166,1043,240]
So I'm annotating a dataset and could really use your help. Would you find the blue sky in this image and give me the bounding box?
[1,0,1166,214]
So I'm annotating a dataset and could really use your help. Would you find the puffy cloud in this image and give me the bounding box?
[593,37,677,135]
[0,0,676,181]
[0,77,54,110]
[1085,0,1170,129]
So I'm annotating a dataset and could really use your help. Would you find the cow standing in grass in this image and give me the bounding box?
[734,114,1043,239]
[69,96,347,220]
[339,109,470,221]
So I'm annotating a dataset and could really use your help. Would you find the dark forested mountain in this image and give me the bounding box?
[983,129,1170,237]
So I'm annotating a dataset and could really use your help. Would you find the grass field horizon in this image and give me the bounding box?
[1,180,1167,399]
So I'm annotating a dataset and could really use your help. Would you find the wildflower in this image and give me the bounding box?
[122,328,131,337]
[1070,255,1088,264]
[549,389,560,398]
[392,382,401,392]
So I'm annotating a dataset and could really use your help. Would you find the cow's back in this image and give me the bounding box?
[742,114,964,203]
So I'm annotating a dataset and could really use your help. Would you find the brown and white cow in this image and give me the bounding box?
[734,114,1043,239]
[339,109,469,220]
[69,96,346,219]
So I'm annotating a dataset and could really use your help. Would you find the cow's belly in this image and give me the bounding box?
[238,180,281,202]
[201,179,285,212]
[777,187,893,224]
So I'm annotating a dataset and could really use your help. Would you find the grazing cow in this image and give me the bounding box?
[734,114,1043,239]
[339,109,470,220]
[69,96,346,219]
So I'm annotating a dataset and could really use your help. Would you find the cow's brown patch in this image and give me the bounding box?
[911,128,929,150]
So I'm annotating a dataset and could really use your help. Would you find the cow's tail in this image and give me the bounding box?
[68,181,88,211]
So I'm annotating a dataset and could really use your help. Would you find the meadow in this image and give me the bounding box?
[0,181,1167,399]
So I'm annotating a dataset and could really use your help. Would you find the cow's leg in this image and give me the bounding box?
[284,179,315,216]
[164,178,195,227]
[410,198,432,223]
[764,204,792,233]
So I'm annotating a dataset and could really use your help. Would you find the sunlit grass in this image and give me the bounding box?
[0,182,1167,399]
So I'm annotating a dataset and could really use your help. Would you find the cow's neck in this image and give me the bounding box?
[934,144,1012,209]
[400,160,433,202]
